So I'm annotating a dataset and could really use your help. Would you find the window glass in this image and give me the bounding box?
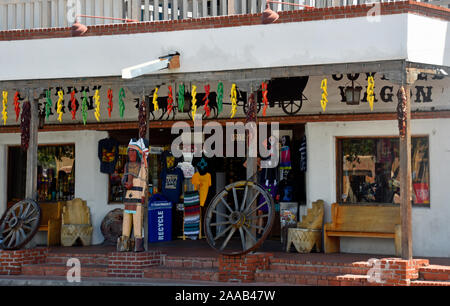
[339,137,429,205]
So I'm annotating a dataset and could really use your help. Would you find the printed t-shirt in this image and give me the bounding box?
[161,167,184,204]
[191,172,211,207]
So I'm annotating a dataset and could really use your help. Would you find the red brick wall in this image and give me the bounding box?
[0,1,448,41]
[108,251,163,278]
[218,253,273,283]
[0,248,48,275]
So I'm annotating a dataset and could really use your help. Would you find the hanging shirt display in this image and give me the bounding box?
[280,146,291,170]
[98,137,119,174]
[161,167,184,204]
[258,182,278,213]
[299,135,307,172]
[191,172,212,207]
[178,162,195,178]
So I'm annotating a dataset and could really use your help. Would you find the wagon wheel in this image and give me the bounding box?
[204,181,275,256]
[281,99,303,115]
[0,199,41,250]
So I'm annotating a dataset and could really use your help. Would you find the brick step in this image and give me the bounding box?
[255,269,347,286]
[143,266,219,282]
[162,256,218,269]
[411,280,450,286]
[45,253,108,266]
[22,264,108,278]
[419,265,450,281]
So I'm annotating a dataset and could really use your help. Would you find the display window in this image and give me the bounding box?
[337,136,430,206]
[7,144,75,204]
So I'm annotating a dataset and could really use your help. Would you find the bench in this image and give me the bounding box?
[38,202,64,246]
[324,203,402,256]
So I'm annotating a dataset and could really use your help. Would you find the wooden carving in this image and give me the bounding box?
[61,198,93,247]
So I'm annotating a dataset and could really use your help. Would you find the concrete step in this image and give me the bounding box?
[143,266,219,282]
[419,265,450,281]
[255,269,345,286]
[22,263,108,278]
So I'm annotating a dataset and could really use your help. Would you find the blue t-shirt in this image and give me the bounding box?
[161,167,184,204]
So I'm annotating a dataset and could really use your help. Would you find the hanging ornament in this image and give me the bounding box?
[397,86,407,138]
[56,90,64,122]
[203,84,211,118]
[230,83,237,118]
[167,85,174,115]
[70,90,77,120]
[178,84,185,112]
[191,85,197,120]
[217,82,223,115]
[20,100,31,151]
[320,78,328,112]
[367,76,375,111]
[45,89,53,119]
[119,88,125,118]
[261,82,268,117]
[2,91,7,125]
[81,90,88,125]
[94,89,100,122]
[245,92,257,124]
[107,89,113,118]
[14,91,21,122]
[138,98,147,139]
[152,87,159,111]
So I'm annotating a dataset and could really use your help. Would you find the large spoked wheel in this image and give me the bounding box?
[281,98,303,115]
[204,181,275,256]
[0,199,41,250]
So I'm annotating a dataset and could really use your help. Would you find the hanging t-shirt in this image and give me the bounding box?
[161,167,184,204]
[98,138,119,174]
[178,162,195,178]
[161,150,182,172]
[191,172,212,207]
[280,146,291,170]
[258,182,278,213]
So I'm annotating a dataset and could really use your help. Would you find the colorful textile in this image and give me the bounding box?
[280,146,291,170]
[184,191,200,239]
[299,135,307,172]
[258,183,277,213]
[191,172,211,207]
[98,138,119,174]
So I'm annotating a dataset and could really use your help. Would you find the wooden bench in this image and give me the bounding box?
[38,202,64,246]
[324,203,402,256]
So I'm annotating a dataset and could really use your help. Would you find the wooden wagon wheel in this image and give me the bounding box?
[0,199,41,250]
[281,98,303,115]
[204,181,275,256]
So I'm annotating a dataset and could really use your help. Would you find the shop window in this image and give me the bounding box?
[337,136,429,206]
[7,144,75,204]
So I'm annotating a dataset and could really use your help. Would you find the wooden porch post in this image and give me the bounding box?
[144,93,150,251]
[25,89,39,201]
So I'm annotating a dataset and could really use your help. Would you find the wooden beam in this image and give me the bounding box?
[25,89,39,201]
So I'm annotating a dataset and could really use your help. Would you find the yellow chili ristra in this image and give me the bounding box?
[191,85,197,120]
[367,76,375,111]
[2,91,7,125]
[153,87,159,111]
[320,78,328,112]
[94,89,101,122]
[230,83,237,118]
[57,90,64,122]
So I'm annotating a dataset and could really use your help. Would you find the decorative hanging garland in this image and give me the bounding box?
[70,90,77,120]
[107,89,113,118]
[217,82,223,115]
[2,91,8,125]
[203,84,211,118]
[14,91,20,122]
[94,89,101,122]
[230,83,237,118]
[320,78,328,112]
[45,89,53,119]
[167,85,174,115]
[261,82,268,117]
[191,85,197,120]
[152,87,159,111]
[138,98,147,139]
[81,90,88,125]
[178,84,185,112]
[367,76,375,111]
[119,88,125,118]
[57,90,64,122]
[20,100,31,151]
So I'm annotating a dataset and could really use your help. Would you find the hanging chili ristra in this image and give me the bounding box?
[94,89,100,122]
[119,88,125,118]
[217,82,223,115]
[45,89,52,119]
[57,90,64,122]
[1,91,7,125]
[178,84,185,112]
[81,90,88,125]
[107,89,113,118]
[320,78,328,112]
[167,85,174,115]
[230,84,237,118]
[20,100,31,151]
[367,76,375,111]
[191,85,197,120]
[14,91,20,122]
[203,84,211,118]
[262,82,268,117]
[70,90,77,120]
[152,87,159,111]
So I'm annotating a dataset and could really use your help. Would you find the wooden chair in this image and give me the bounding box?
[286,200,324,253]
[38,202,64,246]
[324,203,401,256]
[60,198,93,247]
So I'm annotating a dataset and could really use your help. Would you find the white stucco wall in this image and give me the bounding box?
[306,119,450,258]
[0,130,122,245]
